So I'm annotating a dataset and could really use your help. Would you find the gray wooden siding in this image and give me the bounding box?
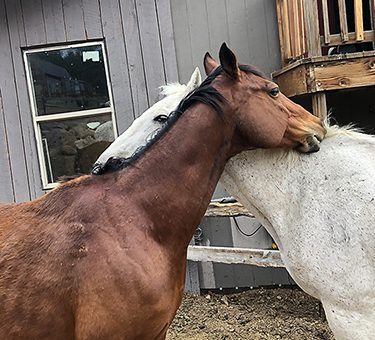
[170,0,281,82]
[0,0,178,203]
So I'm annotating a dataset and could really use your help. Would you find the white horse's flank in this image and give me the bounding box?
[92,67,201,171]
[94,76,375,339]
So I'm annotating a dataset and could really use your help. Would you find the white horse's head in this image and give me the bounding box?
[92,68,202,174]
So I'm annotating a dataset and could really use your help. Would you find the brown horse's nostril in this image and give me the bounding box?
[296,134,321,153]
[314,134,323,142]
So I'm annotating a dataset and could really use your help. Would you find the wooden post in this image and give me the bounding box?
[276,0,286,65]
[302,0,321,56]
[321,0,330,44]
[312,93,327,119]
[282,0,292,59]
[338,0,349,42]
[354,0,364,41]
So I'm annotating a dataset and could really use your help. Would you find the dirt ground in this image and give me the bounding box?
[167,288,334,340]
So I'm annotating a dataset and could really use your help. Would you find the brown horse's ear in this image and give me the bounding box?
[219,43,240,80]
[203,52,219,75]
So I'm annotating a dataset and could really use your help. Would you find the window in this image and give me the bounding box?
[24,42,117,189]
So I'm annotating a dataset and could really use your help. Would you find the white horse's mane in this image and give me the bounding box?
[159,83,189,97]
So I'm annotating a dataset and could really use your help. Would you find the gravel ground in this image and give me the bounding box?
[167,288,334,340]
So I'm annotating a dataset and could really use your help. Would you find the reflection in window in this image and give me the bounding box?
[28,45,110,115]
[24,42,116,188]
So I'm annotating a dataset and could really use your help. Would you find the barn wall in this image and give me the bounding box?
[0,0,178,203]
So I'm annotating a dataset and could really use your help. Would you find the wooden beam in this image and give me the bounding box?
[302,0,321,56]
[276,0,286,64]
[354,0,364,41]
[321,0,330,44]
[273,63,310,97]
[282,0,292,59]
[321,30,375,46]
[205,201,253,217]
[338,0,349,42]
[312,93,327,119]
[187,246,284,268]
[298,0,306,54]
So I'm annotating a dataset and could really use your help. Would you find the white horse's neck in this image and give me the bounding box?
[221,132,375,252]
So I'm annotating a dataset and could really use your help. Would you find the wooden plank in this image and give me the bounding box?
[354,0,364,41]
[298,0,306,54]
[0,0,31,202]
[281,0,292,59]
[289,0,300,57]
[371,0,375,31]
[322,30,375,46]
[205,202,254,218]
[338,0,349,42]
[119,0,148,117]
[187,246,284,268]
[273,63,309,97]
[321,0,330,44]
[0,88,15,203]
[6,0,43,199]
[100,0,134,133]
[169,0,194,82]
[82,0,103,39]
[135,0,166,104]
[154,0,179,83]
[276,0,286,64]
[42,0,66,43]
[311,93,327,119]
[21,0,47,46]
[314,56,375,92]
[62,0,86,41]
[303,0,321,56]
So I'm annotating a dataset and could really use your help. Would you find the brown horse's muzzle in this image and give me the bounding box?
[284,115,327,153]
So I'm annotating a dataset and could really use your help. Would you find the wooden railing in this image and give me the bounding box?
[276,0,375,65]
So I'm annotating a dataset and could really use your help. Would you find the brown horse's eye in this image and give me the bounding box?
[269,87,280,98]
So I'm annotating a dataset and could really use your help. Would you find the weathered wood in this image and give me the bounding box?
[82,0,103,39]
[311,93,327,119]
[302,0,321,57]
[276,0,286,64]
[42,0,66,43]
[321,0,330,44]
[0,0,31,202]
[99,0,135,133]
[281,0,292,59]
[273,63,309,97]
[338,0,349,42]
[298,0,306,54]
[205,202,254,218]
[119,0,148,117]
[321,30,375,46]
[0,88,14,203]
[155,0,179,83]
[6,0,43,199]
[135,0,166,104]
[290,0,300,57]
[314,56,375,92]
[354,0,364,41]
[62,0,86,41]
[21,0,47,46]
[187,246,284,268]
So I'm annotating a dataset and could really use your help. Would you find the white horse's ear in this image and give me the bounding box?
[185,67,202,92]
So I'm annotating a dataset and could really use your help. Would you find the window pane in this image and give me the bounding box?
[40,114,114,183]
[28,44,110,115]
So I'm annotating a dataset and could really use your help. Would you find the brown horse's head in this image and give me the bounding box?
[204,43,326,153]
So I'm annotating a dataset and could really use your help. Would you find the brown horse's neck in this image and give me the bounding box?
[109,103,236,250]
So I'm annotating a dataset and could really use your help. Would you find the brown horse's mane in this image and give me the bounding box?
[94,64,266,175]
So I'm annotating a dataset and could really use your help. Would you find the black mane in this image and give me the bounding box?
[92,64,265,175]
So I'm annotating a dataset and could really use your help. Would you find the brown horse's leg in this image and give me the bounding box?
[155,323,169,340]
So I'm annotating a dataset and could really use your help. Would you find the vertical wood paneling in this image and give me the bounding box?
[169,0,193,82]
[155,0,179,83]
[62,0,86,41]
[0,89,15,203]
[0,0,30,202]
[6,0,43,199]
[100,0,134,132]
[119,0,148,117]
[21,0,47,46]
[82,0,103,39]
[136,0,166,104]
[42,0,66,43]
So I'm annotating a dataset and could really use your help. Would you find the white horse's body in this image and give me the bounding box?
[221,130,375,340]
[94,74,375,339]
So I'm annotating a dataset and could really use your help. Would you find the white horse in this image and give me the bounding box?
[92,67,201,174]
[92,75,375,339]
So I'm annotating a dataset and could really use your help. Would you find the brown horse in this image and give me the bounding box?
[0,43,326,339]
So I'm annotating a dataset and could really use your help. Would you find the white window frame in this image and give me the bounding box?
[24,41,117,190]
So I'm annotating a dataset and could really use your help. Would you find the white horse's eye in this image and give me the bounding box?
[153,114,169,123]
